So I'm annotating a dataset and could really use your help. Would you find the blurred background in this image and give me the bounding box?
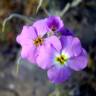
[0,0,96,96]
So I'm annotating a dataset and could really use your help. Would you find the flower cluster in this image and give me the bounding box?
[16,16,88,83]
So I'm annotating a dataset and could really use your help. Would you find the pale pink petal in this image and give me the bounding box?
[21,44,36,64]
[33,19,49,37]
[36,45,54,70]
[45,36,62,51]
[16,25,37,46]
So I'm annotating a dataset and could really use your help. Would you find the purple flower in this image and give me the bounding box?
[46,16,74,37]
[16,16,88,83]
[37,36,88,83]
[46,16,64,32]
[16,19,61,64]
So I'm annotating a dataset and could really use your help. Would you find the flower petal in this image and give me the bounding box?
[58,27,74,36]
[16,26,37,46]
[46,16,64,30]
[21,44,36,64]
[61,36,82,58]
[45,36,62,51]
[33,19,49,37]
[68,48,88,71]
[47,66,72,83]
[36,45,54,70]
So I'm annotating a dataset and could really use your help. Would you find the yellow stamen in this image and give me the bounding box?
[34,36,44,47]
[55,54,68,65]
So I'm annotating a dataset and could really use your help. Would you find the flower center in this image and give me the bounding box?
[55,54,68,65]
[34,37,44,47]
[51,25,57,32]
